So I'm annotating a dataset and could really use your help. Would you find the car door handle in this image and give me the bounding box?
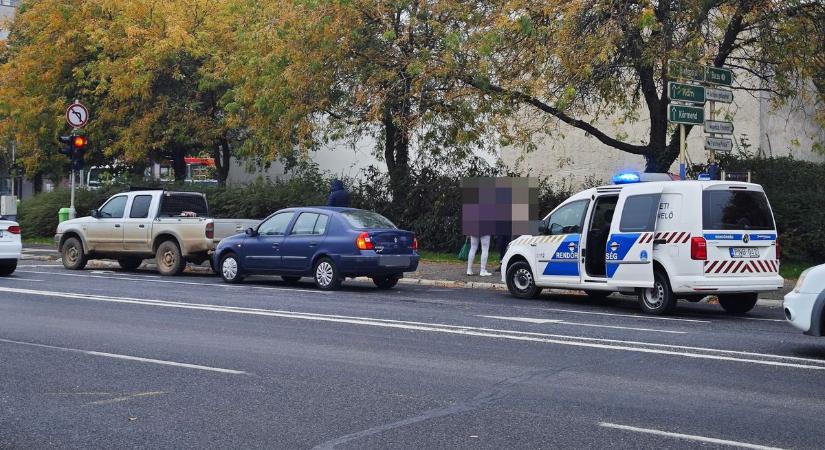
[272,243,280,248]
[114,224,121,228]
[138,224,145,228]
[308,242,318,247]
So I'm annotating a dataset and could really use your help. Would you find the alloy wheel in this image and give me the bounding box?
[316,261,334,287]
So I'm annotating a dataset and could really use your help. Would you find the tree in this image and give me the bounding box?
[0,0,239,184]
[228,0,503,204]
[451,0,825,172]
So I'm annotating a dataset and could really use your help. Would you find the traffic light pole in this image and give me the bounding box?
[69,169,76,219]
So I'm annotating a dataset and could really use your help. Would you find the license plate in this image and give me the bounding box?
[730,247,759,258]
[380,255,410,267]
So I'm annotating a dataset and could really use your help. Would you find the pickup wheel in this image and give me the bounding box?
[156,240,186,276]
[61,237,87,270]
[372,274,400,290]
[117,257,143,271]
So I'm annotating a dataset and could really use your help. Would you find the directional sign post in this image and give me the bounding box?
[704,120,734,135]
[705,137,733,153]
[668,82,705,104]
[668,61,705,83]
[705,87,733,103]
[705,67,733,86]
[668,104,705,125]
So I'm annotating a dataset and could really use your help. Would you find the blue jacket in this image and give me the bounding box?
[327,179,350,207]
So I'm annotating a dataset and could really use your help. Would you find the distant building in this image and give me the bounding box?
[0,1,17,40]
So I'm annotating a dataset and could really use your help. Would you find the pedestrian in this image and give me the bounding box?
[495,233,512,272]
[327,179,350,207]
[467,235,492,277]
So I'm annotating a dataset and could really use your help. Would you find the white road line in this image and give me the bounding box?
[599,422,786,450]
[541,307,711,323]
[16,269,329,294]
[0,337,247,375]
[0,278,46,282]
[480,315,687,334]
[1,286,823,371]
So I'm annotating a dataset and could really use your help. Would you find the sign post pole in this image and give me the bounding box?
[708,100,718,179]
[69,169,76,219]
[64,98,89,220]
[679,124,686,180]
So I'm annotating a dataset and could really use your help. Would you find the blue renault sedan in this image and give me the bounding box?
[213,207,419,290]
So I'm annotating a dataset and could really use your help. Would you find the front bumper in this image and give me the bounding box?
[339,253,419,276]
[783,291,814,333]
[671,274,784,294]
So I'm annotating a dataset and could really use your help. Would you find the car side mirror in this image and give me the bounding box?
[90,209,99,219]
[245,227,258,237]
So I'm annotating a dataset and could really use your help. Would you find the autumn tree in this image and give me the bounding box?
[451,0,825,172]
[228,0,504,204]
[0,0,239,184]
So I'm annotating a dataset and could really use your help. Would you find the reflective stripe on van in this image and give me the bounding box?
[704,260,779,274]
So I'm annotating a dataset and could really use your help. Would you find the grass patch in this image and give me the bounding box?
[23,236,54,245]
[418,250,501,266]
[780,260,816,280]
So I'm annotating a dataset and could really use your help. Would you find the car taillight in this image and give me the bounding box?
[690,236,707,260]
[6,225,20,235]
[412,237,418,251]
[356,232,373,250]
[205,222,214,240]
[776,237,781,261]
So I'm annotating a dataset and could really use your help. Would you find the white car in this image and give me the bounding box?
[0,219,22,275]
[784,264,825,336]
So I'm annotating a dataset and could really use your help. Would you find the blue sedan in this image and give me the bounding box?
[213,207,419,290]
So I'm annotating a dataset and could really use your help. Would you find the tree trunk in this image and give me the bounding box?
[383,106,410,208]
[213,138,231,186]
[172,146,188,182]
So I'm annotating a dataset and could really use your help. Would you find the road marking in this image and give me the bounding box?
[16,269,329,294]
[480,315,687,334]
[541,307,711,323]
[0,337,247,375]
[87,391,166,406]
[599,422,786,450]
[1,286,823,371]
[0,277,46,282]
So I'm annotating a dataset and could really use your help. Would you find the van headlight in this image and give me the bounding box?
[793,268,811,293]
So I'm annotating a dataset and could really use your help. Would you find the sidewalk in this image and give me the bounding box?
[21,243,792,300]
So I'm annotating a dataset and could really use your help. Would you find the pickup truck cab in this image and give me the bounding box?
[502,173,784,315]
[55,190,255,275]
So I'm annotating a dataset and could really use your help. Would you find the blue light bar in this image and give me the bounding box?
[697,173,712,181]
[612,171,641,185]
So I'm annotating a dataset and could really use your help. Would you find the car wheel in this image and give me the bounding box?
[638,269,676,315]
[220,253,244,284]
[313,257,342,290]
[584,290,612,300]
[281,276,301,284]
[372,274,400,290]
[61,237,87,270]
[156,240,186,276]
[0,261,17,276]
[506,261,542,299]
[718,293,758,314]
[117,257,143,271]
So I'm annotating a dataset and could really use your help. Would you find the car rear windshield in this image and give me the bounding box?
[702,190,774,231]
[341,210,397,229]
[158,193,209,217]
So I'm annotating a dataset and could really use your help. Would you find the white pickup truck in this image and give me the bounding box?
[55,190,258,275]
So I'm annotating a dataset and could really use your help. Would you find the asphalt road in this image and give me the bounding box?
[1,261,823,449]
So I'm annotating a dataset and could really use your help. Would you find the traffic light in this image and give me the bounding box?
[57,134,88,169]
[58,135,73,156]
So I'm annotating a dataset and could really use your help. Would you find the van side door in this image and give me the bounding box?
[605,185,662,288]
[534,199,589,286]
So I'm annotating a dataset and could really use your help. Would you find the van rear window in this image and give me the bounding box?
[158,193,209,217]
[702,190,774,231]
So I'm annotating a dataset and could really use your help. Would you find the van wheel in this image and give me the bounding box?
[117,257,142,271]
[506,261,542,299]
[220,253,244,284]
[313,257,342,290]
[61,237,87,270]
[718,293,758,314]
[156,240,186,276]
[638,269,676,315]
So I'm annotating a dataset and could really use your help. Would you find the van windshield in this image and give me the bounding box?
[702,190,774,231]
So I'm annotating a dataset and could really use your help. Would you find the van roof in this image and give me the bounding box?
[602,180,762,189]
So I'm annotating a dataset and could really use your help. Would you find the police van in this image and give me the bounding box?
[502,173,783,315]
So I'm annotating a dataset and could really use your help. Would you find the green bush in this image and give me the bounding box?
[18,187,120,239]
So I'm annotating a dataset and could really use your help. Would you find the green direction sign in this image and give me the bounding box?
[668,104,704,125]
[668,61,704,82]
[668,82,705,104]
[705,67,733,86]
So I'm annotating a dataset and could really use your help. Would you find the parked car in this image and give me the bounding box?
[213,207,419,290]
[784,264,825,336]
[0,219,21,275]
[55,190,257,275]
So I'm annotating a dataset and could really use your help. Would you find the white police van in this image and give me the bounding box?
[502,172,784,315]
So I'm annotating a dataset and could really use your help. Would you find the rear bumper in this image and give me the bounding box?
[671,274,784,294]
[0,241,22,260]
[339,254,419,276]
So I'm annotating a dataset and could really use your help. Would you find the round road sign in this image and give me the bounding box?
[66,102,90,128]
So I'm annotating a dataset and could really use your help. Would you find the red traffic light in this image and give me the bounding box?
[72,135,87,149]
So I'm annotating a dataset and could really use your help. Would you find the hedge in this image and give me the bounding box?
[19,156,824,261]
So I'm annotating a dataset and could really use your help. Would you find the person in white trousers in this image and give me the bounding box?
[467,235,492,276]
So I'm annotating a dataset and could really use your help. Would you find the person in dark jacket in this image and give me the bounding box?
[327,179,350,207]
